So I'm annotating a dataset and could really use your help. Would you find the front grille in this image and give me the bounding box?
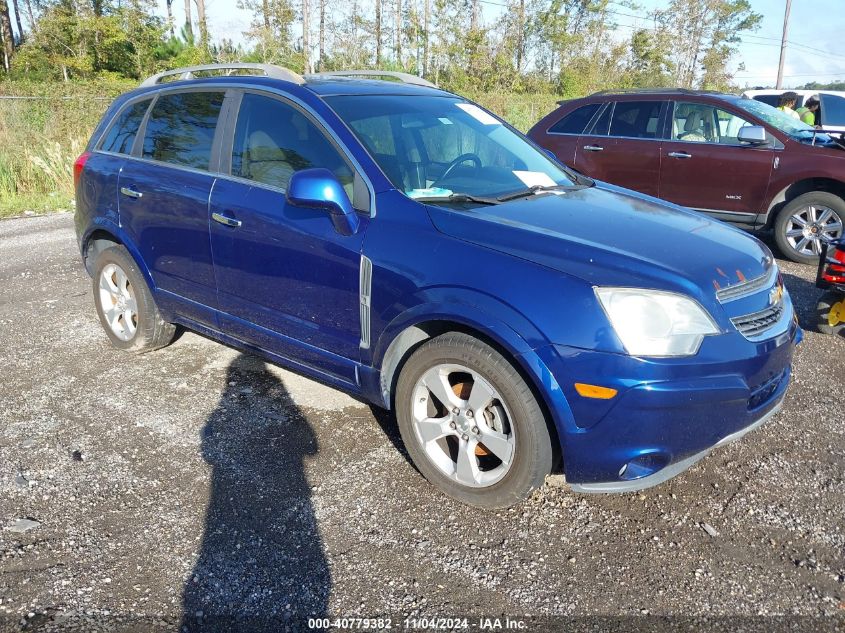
[731,302,785,339]
[716,267,776,303]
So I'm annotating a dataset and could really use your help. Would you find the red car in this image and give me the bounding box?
[528,89,845,264]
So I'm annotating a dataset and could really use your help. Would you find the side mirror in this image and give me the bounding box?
[543,148,559,162]
[738,125,769,146]
[286,168,360,236]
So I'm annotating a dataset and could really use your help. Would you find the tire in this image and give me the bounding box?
[395,332,553,509]
[774,192,845,265]
[817,291,845,336]
[92,245,176,353]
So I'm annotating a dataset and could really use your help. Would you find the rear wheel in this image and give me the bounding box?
[92,246,176,353]
[817,291,845,336]
[774,192,845,264]
[395,332,553,509]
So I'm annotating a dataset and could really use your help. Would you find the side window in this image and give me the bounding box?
[142,91,225,170]
[820,94,845,126]
[752,95,779,108]
[548,103,601,135]
[100,99,151,155]
[715,108,757,144]
[672,102,717,143]
[673,102,756,145]
[231,93,354,196]
[588,103,612,136]
[609,101,661,139]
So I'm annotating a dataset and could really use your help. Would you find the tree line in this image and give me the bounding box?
[0,0,762,94]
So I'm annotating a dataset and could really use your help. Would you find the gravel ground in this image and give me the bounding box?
[0,213,843,632]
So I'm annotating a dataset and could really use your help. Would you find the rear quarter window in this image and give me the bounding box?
[142,91,225,170]
[548,103,601,134]
[99,99,152,154]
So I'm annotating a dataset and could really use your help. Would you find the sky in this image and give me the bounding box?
[9,0,845,89]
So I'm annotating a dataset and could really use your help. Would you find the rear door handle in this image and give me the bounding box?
[583,145,604,152]
[212,212,242,228]
[668,151,692,159]
[119,186,142,199]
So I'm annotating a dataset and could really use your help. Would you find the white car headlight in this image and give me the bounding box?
[595,288,720,357]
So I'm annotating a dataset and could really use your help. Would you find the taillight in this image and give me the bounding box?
[73,151,91,189]
[822,245,845,284]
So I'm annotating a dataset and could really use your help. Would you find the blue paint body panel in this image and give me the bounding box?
[74,73,801,490]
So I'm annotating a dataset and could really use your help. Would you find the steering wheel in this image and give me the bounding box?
[435,153,482,184]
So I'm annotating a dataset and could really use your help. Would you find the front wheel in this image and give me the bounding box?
[395,332,553,509]
[774,192,845,264]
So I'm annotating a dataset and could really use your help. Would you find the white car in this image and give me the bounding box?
[741,89,845,132]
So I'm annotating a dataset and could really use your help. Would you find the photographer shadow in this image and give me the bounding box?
[181,353,330,631]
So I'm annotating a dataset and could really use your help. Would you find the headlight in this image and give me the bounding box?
[595,288,719,357]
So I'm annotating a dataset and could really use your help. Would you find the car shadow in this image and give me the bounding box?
[181,353,330,631]
[781,271,822,331]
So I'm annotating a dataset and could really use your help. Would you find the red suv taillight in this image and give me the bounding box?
[73,151,91,189]
[822,245,845,284]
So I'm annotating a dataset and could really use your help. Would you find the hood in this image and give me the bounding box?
[425,183,773,301]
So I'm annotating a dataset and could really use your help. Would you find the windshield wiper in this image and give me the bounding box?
[413,192,501,205]
[496,184,574,202]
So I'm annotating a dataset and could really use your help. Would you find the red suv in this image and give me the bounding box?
[528,89,845,264]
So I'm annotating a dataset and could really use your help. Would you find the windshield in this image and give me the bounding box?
[325,95,578,203]
[734,97,820,139]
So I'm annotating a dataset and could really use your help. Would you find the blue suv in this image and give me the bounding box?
[74,64,800,508]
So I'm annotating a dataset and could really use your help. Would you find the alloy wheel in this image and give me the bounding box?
[783,205,843,257]
[98,263,138,341]
[411,363,516,488]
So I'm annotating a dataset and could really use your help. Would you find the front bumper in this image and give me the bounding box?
[536,314,800,491]
[569,394,784,493]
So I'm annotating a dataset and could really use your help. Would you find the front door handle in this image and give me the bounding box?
[668,151,692,159]
[212,212,242,228]
[583,144,604,152]
[119,186,142,199]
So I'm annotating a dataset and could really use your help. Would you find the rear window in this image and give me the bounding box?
[141,91,225,170]
[548,103,601,135]
[100,99,151,155]
[609,101,662,139]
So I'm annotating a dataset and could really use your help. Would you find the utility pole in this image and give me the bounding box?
[776,0,792,89]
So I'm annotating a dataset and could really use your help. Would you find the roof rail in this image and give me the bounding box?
[588,87,725,97]
[140,63,305,87]
[308,70,437,88]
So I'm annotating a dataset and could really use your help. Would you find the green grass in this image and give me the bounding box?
[0,80,563,216]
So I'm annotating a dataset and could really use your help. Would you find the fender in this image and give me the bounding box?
[371,291,577,445]
[80,217,157,296]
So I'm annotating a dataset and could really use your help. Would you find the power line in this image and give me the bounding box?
[736,71,845,78]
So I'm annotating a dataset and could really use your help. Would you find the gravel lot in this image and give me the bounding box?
[0,213,843,632]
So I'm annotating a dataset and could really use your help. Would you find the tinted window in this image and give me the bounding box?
[588,103,612,136]
[548,103,601,134]
[609,101,661,139]
[142,91,224,170]
[820,94,845,126]
[752,95,780,108]
[100,99,151,154]
[671,102,756,144]
[231,93,353,195]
